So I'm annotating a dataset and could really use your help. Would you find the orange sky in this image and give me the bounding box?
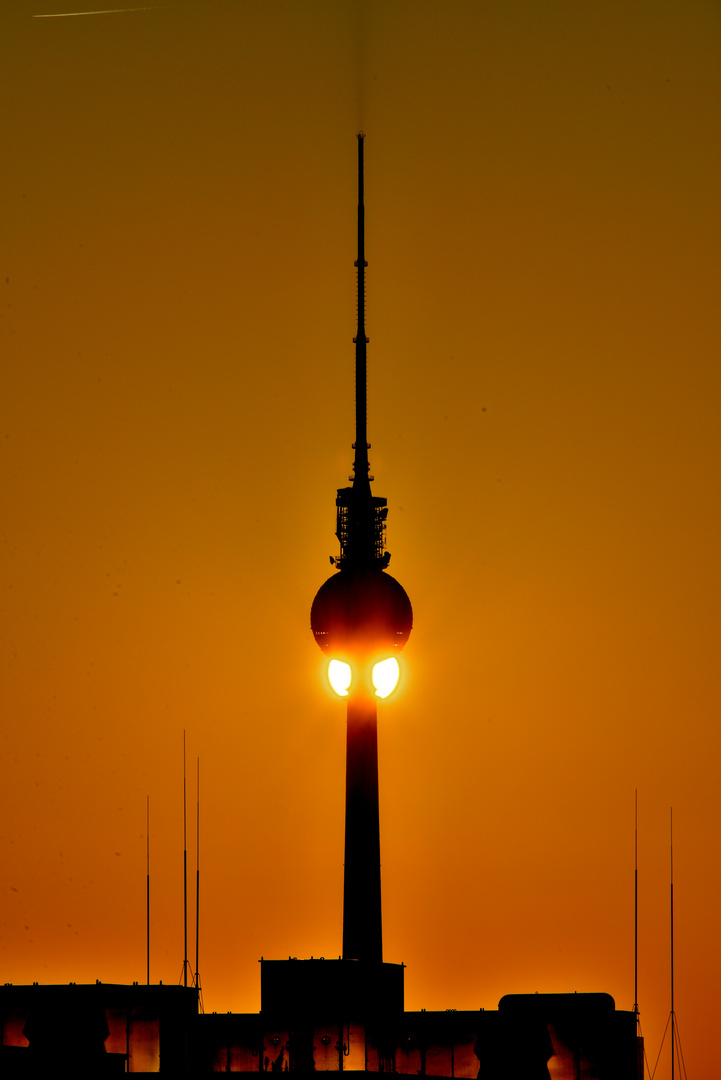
[2,1,720,1076]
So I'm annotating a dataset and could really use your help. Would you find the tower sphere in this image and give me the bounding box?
[311,569,412,658]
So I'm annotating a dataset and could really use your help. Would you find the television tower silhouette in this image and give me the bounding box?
[311,133,413,965]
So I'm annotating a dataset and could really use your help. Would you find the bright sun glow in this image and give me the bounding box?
[372,657,400,698]
[328,659,352,697]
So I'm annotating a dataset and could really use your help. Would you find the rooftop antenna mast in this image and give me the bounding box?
[653,808,688,1080]
[146,795,150,986]
[180,731,192,988]
[194,757,203,1010]
[671,808,677,1080]
[634,792,650,1080]
[634,790,638,1022]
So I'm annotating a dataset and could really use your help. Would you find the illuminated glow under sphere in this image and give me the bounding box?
[311,569,413,657]
[328,659,352,697]
[372,657,400,698]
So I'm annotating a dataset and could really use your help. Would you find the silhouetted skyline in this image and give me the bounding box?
[2,5,719,1079]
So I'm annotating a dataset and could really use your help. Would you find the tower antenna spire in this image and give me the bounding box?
[353,131,370,491]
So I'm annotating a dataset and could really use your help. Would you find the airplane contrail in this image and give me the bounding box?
[33,7,163,16]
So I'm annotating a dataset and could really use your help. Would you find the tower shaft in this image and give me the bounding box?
[342,695,382,963]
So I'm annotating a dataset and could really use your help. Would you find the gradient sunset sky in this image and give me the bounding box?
[2,2,720,1077]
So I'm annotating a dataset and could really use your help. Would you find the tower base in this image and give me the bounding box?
[260,958,404,1020]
